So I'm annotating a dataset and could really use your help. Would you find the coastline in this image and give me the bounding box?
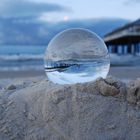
[0,66,140,80]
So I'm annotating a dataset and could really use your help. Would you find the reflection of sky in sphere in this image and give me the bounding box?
[45,28,108,61]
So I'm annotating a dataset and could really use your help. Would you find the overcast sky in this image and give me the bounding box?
[0,0,140,22]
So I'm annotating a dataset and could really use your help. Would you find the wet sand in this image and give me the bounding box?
[109,66,140,80]
[0,70,45,79]
[0,66,140,80]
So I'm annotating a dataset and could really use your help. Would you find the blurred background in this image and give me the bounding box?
[0,0,140,80]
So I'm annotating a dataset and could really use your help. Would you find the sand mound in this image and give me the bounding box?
[0,77,140,140]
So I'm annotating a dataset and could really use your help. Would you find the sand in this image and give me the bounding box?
[0,76,140,140]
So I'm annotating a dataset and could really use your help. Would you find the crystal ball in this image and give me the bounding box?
[44,28,110,85]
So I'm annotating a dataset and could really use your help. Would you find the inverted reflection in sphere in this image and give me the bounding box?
[44,28,110,85]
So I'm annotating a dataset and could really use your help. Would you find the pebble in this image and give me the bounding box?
[7,85,16,90]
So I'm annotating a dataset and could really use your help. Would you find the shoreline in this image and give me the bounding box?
[0,66,140,80]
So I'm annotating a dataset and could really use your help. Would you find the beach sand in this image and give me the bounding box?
[0,66,140,139]
[0,74,140,139]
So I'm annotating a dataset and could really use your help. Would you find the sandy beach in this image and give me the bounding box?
[0,75,140,140]
[0,0,140,139]
[1,55,140,139]
[0,65,140,140]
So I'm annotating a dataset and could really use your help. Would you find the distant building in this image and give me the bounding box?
[104,19,140,55]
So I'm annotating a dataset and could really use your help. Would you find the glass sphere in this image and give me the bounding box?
[44,28,110,85]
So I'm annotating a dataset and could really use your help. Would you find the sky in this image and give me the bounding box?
[0,0,140,22]
[40,0,140,22]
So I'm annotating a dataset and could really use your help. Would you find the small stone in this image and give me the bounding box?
[28,113,36,121]
[7,85,16,90]
[97,78,119,96]
[127,79,140,105]
[107,124,116,130]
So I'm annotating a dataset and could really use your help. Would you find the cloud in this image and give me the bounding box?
[0,0,67,18]
[0,17,129,45]
[124,0,140,5]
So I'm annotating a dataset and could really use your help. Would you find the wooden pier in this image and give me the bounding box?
[104,19,140,55]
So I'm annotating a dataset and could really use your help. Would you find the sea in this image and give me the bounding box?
[0,45,46,71]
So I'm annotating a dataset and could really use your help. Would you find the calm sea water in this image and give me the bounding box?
[0,45,46,71]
